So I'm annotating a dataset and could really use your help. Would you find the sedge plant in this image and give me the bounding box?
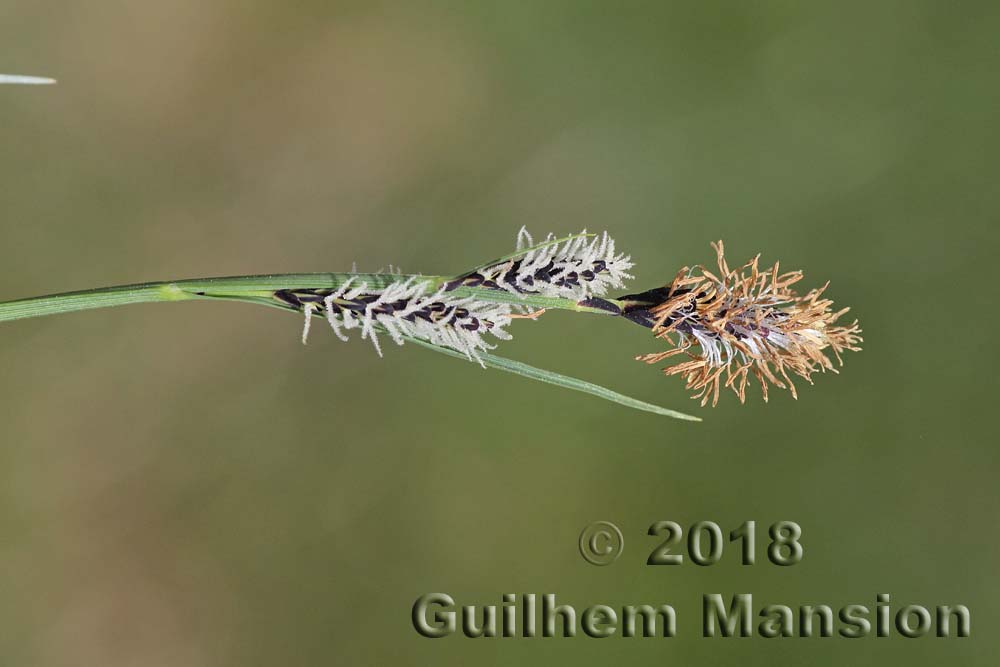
[0,228,862,421]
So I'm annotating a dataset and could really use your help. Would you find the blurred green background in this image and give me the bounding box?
[1,1,997,665]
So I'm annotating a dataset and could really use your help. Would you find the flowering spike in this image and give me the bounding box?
[449,228,634,302]
[629,241,862,406]
[277,279,513,366]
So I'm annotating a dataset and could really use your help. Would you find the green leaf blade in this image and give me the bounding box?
[406,336,701,422]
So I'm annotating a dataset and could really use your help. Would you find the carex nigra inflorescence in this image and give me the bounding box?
[277,230,861,406]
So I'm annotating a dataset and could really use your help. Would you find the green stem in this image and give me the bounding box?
[0,273,623,323]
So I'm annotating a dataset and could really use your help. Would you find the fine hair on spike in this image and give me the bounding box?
[289,277,513,366]
[301,304,314,344]
[287,228,632,362]
[448,228,634,304]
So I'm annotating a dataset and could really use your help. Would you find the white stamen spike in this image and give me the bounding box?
[301,304,315,344]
